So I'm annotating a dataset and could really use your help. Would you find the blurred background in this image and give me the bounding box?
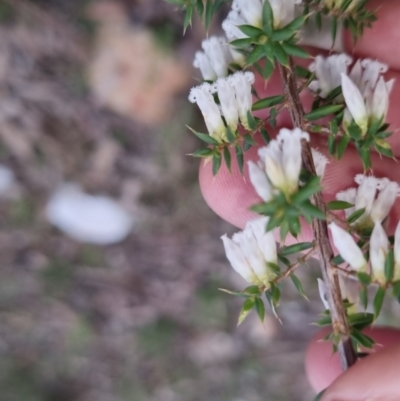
[1,1,398,400]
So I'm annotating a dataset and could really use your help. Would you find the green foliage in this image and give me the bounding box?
[251,176,325,240]
[165,0,230,32]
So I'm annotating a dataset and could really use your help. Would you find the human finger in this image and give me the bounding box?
[305,327,400,394]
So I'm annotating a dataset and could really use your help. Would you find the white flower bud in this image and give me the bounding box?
[232,0,263,28]
[370,181,398,223]
[269,0,302,29]
[193,52,217,81]
[370,222,389,285]
[341,73,368,134]
[189,84,226,142]
[222,10,247,41]
[248,161,273,202]
[336,188,357,219]
[309,54,352,99]
[221,217,278,287]
[213,78,239,131]
[261,141,287,191]
[201,37,232,79]
[228,72,255,130]
[329,223,367,271]
[371,76,390,123]
[311,148,329,177]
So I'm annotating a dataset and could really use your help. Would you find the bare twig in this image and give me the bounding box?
[278,59,357,370]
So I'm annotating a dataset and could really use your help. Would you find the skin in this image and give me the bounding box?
[198,1,400,399]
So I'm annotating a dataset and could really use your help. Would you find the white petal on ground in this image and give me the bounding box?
[46,184,134,245]
[0,164,15,194]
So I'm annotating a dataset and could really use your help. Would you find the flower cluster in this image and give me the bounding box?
[221,217,278,287]
[188,71,255,141]
[336,175,400,229]
[330,221,400,286]
[248,128,328,199]
[193,36,245,81]
[341,59,395,134]
[223,0,301,40]
[308,54,353,99]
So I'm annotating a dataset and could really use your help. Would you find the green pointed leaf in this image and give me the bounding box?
[238,298,255,326]
[384,248,394,283]
[238,24,264,38]
[281,42,310,58]
[280,242,314,256]
[272,41,289,66]
[373,287,386,320]
[337,135,350,159]
[192,148,214,157]
[260,127,270,144]
[284,14,307,31]
[226,126,236,143]
[223,146,232,172]
[358,147,372,170]
[254,297,266,322]
[212,151,222,176]
[313,390,326,401]
[348,312,374,330]
[183,6,194,34]
[247,110,257,130]
[271,27,295,42]
[331,254,345,265]
[262,0,273,34]
[359,286,368,310]
[243,285,262,295]
[331,17,338,46]
[291,176,321,204]
[235,144,244,174]
[346,208,366,224]
[188,126,220,145]
[304,105,344,121]
[327,200,354,211]
[328,133,336,155]
[252,95,285,111]
[247,45,265,66]
[230,38,254,48]
[267,262,281,276]
[300,201,326,220]
[204,0,213,31]
[351,329,375,349]
[290,274,308,300]
[262,57,275,79]
[196,0,204,19]
[357,272,371,286]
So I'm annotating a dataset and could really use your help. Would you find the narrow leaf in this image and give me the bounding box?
[327,200,354,211]
[254,297,266,322]
[280,242,314,256]
[252,95,285,111]
[281,42,310,58]
[212,152,222,176]
[223,146,232,172]
[235,144,244,174]
[304,105,344,121]
[347,208,366,224]
[187,126,219,145]
[290,274,308,300]
[238,298,255,326]
[373,287,386,320]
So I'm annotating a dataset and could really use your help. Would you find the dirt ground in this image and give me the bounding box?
[1,1,398,400]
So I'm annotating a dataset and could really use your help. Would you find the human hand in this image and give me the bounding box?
[306,327,400,400]
[198,0,400,397]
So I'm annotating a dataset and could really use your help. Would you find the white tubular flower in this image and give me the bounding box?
[227,72,255,130]
[221,217,278,287]
[360,59,388,93]
[188,84,226,142]
[258,128,309,194]
[336,188,357,219]
[311,148,329,177]
[222,10,247,41]
[370,222,389,285]
[370,181,398,223]
[309,54,353,99]
[193,52,217,81]
[370,76,389,122]
[341,73,368,134]
[232,0,263,28]
[337,175,399,228]
[201,37,232,79]
[269,0,302,29]
[394,221,400,281]
[213,78,239,131]
[329,223,367,271]
[248,161,273,202]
